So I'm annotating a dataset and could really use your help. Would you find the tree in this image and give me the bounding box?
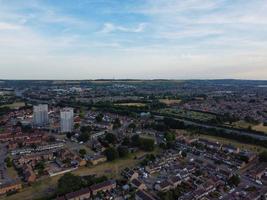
[113,118,121,130]
[57,173,83,195]
[139,138,155,151]
[104,147,119,161]
[259,151,267,162]
[128,123,136,130]
[74,123,80,130]
[165,132,175,142]
[66,132,75,139]
[105,133,117,144]
[117,146,129,158]
[140,154,156,166]
[163,117,185,129]
[95,113,104,122]
[79,149,87,158]
[131,135,154,151]
[80,126,92,133]
[4,157,12,167]
[47,135,56,142]
[228,174,240,187]
[122,137,130,146]
[131,135,140,147]
[83,175,108,187]
[35,161,45,175]
[158,191,174,200]
[78,132,90,142]
[181,151,187,158]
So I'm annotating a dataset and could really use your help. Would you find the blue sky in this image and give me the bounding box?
[0,0,267,79]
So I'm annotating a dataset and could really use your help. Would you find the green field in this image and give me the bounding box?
[159,99,181,105]
[231,121,267,134]
[0,102,25,109]
[251,123,267,133]
[114,102,147,107]
[160,108,216,122]
[196,134,266,153]
[7,167,19,179]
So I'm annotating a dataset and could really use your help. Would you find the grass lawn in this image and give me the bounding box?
[0,102,25,109]
[232,120,253,129]
[160,108,216,122]
[114,103,147,107]
[252,123,267,133]
[1,150,156,200]
[1,176,60,200]
[7,167,19,179]
[197,134,266,153]
[178,128,266,153]
[159,99,181,105]
[231,121,267,134]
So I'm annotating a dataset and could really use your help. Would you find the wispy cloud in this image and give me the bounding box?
[0,0,267,79]
[0,22,20,30]
[100,23,147,33]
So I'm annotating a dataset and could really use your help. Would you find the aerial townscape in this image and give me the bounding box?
[0,80,266,200]
[1,0,267,200]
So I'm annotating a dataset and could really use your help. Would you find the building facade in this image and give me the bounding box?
[33,104,49,126]
[60,108,74,133]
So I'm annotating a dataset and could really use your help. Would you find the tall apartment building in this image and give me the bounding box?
[60,108,74,133]
[33,104,49,126]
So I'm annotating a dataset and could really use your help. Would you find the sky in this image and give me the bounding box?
[0,0,267,80]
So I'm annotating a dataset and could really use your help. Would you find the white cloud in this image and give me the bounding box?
[0,22,20,30]
[100,23,147,33]
[0,0,267,79]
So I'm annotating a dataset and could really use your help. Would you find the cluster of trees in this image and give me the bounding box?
[209,113,239,125]
[140,154,156,166]
[131,135,155,151]
[112,118,121,130]
[4,157,12,167]
[128,122,136,130]
[0,107,11,116]
[228,174,240,187]
[95,113,104,122]
[79,149,87,158]
[104,135,155,161]
[78,126,92,142]
[105,133,117,144]
[152,117,185,132]
[159,132,176,150]
[188,124,267,149]
[35,161,45,175]
[259,151,267,162]
[104,146,129,161]
[244,116,260,125]
[65,125,92,143]
[57,173,108,195]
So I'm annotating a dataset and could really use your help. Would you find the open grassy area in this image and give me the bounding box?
[7,167,19,179]
[177,128,266,153]
[232,120,253,129]
[159,99,181,105]
[114,102,147,107]
[1,150,156,200]
[160,108,216,122]
[1,176,60,200]
[252,123,267,133]
[0,102,25,109]
[197,134,266,153]
[231,121,267,134]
